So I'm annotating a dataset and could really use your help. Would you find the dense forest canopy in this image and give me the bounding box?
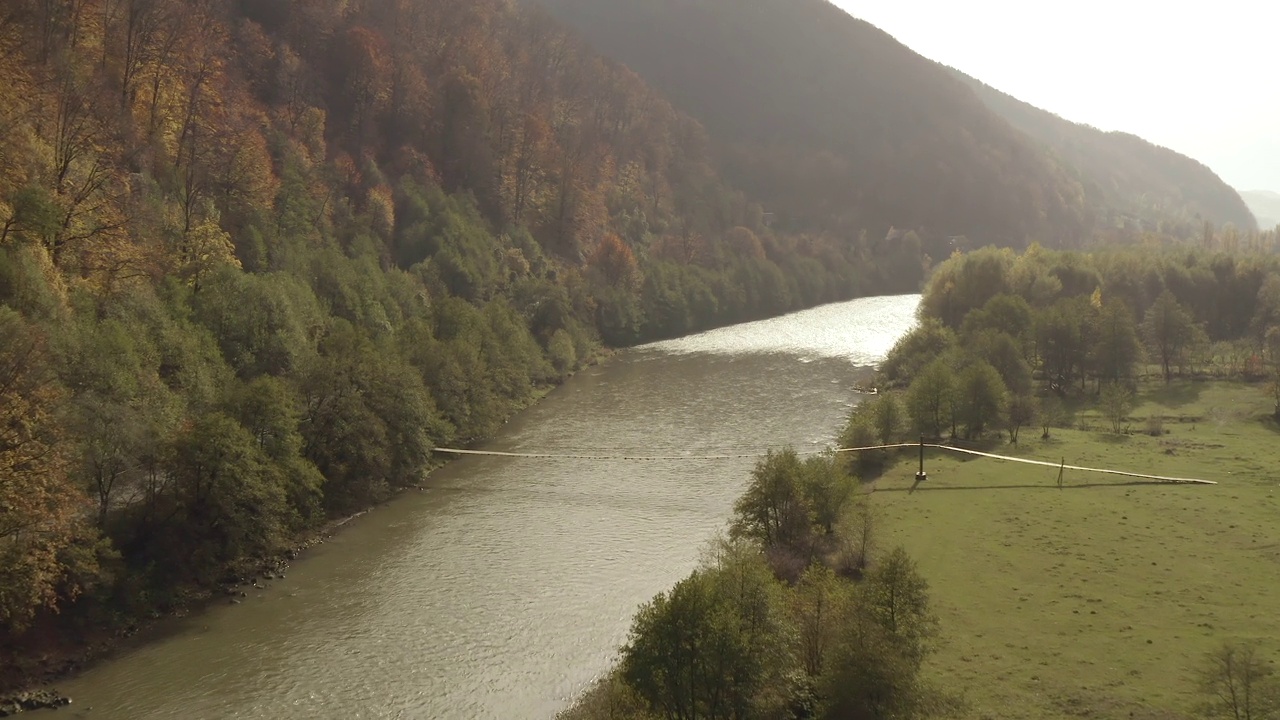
[875,244,1280,443]
[539,0,1258,247]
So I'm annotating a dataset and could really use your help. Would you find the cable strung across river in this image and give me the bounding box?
[432,442,1218,485]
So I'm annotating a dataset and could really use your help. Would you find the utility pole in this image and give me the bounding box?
[915,435,927,483]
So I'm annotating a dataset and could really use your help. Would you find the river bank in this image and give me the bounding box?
[15,294,918,719]
[0,289,913,709]
[0,345,617,710]
[0,503,379,708]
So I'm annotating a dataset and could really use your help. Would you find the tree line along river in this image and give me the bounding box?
[39,294,921,720]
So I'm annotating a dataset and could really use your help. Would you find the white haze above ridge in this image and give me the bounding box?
[836,0,1280,192]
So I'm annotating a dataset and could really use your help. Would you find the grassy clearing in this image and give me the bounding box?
[871,380,1280,719]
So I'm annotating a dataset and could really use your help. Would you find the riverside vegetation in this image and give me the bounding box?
[560,450,956,720]
[4,0,1280,711]
[842,245,1280,718]
[0,0,923,688]
[564,244,1280,720]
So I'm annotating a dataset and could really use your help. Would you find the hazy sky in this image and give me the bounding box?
[834,1,1280,192]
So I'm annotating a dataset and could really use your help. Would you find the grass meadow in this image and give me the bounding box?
[871,381,1280,719]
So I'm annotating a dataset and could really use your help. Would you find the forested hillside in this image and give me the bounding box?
[0,0,918,671]
[952,70,1258,235]
[540,0,1091,247]
[539,0,1255,246]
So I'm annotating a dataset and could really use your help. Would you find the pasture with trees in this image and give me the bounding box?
[854,245,1280,719]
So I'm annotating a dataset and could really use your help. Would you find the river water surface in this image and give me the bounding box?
[46,294,920,720]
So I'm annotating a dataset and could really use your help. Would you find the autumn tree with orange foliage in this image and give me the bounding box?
[588,233,640,290]
[0,309,96,635]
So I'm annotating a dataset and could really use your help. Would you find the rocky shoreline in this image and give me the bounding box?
[0,689,71,716]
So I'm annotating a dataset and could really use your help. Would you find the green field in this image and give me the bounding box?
[871,381,1280,719]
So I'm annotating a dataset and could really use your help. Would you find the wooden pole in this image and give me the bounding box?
[916,435,927,482]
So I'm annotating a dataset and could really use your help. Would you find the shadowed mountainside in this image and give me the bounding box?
[539,0,1255,244]
[951,69,1258,234]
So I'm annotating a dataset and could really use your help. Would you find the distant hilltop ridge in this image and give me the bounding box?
[948,68,1258,233]
[539,0,1257,242]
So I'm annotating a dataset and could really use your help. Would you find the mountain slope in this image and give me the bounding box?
[538,0,1253,243]
[538,0,1092,246]
[1243,191,1280,229]
[950,70,1258,234]
[1,0,918,662]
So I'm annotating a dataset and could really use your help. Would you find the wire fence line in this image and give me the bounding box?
[430,447,775,461]
[927,445,1216,485]
[431,442,1218,486]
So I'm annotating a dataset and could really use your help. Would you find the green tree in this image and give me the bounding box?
[547,328,577,380]
[620,545,788,720]
[919,247,1014,328]
[70,393,150,528]
[1036,297,1089,390]
[962,293,1035,359]
[800,453,855,536]
[299,323,448,513]
[731,449,812,551]
[1143,289,1203,382]
[840,416,885,477]
[0,185,62,246]
[904,359,954,438]
[225,376,324,525]
[1251,274,1280,342]
[163,413,290,582]
[621,571,725,720]
[969,329,1032,394]
[790,564,848,678]
[861,547,938,667]
[1089,298,1142,386]
[192,266,324,379]
[879,319,956,387]
[1006,246,1063,308]
[821,546,938,720]
[868,394,903,445]
[955,360,1007,438]
[834,498,876,574]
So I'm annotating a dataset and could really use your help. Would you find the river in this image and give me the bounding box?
[43,293,920,720]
